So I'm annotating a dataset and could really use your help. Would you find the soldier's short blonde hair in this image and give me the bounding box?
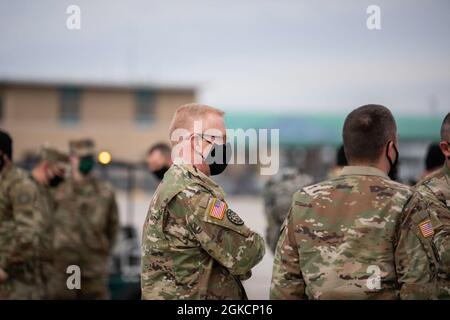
[168,103,225,141]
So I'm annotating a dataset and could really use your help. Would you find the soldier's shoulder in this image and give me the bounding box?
[301,174,414,199]
[4,167,40,205]
[161,165,199,191]
[157,165,210,206]
[301,176,342,195]
[6,166,36,189]
[383,177,415,194]
[416,167,445,188]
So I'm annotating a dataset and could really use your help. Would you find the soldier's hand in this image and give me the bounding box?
[0,268,8,283]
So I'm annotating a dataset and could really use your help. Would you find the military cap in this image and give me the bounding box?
[38,146,69,164]
[69,139,96,157]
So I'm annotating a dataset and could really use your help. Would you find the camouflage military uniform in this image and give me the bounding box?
[263,168,313,253]
[52,176,119,299]
[29,146,69,299]
[416,164,450,298]
[141,164,265,300]
[0,165,46,299]
[271,166,439,300]
[31,179,56,299]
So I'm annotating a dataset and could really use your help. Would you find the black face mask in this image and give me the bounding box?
[79,156,95,176]
[386,142,399,180]
[49,175,65,188]
[151,166,170,181]
[203,142,232,176]
[0,156,4,172]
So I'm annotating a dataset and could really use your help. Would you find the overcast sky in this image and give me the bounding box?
[0,0,449,115]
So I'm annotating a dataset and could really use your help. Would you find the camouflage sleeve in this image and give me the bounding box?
[106,191,120,251]
[0,178,43,269]
[428,201,450,274]
[270,202,306,300]
[170,185,265,276]
[415,183,450,270]
[395,193,438,299]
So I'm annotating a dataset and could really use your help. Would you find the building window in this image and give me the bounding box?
[135,90,156,125]
[59,87,81,124]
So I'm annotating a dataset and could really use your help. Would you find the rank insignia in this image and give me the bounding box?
[226,209,244,225]
[17,193,31,205]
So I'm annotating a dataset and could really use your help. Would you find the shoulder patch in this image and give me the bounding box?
[418,219,434,238]
[226,208,244,225]
[209,198,227,220]
[18,193,31,204]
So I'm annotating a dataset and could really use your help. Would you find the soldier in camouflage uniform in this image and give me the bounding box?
[271,105,441,300]
[53,139,119,299]
[263,168,313,254]
[30,146,69,299]
[141,103,265,300]
[415,112,450,299]
[0,130,45,299]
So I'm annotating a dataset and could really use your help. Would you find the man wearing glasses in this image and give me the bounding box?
[141,103,265,300]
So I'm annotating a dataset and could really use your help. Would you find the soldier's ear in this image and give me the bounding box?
[387,140,396,158]
[439,141,450,159]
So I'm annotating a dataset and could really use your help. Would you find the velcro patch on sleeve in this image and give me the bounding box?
[209,198,227,220]
[419,219,434,238]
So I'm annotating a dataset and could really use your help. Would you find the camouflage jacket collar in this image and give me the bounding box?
[443,163,450,179]
[179,164,225,195]
[340,166,389,179]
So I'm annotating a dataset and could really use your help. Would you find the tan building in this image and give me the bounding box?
[0,80,196,163]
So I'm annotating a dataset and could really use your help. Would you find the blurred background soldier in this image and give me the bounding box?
[327,145,348,179]
[30,146,69,299]
[271,105,440,300]
[263,168,313,254]
[0,130,45,299]
[420,143,446,180]
[415,112,450,299]
[113,142,174,300]
[53,138,119,299]
[145,142,173,181]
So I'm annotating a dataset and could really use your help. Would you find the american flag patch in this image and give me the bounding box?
[209,198,227,220]
[419,219,434,238]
